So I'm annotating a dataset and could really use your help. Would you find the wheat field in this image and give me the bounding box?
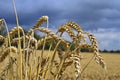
[0,2,117,79]
[0,0,119,80]
[79,53,120,80]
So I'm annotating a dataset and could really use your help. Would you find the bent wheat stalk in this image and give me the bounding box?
[87,32,106,70]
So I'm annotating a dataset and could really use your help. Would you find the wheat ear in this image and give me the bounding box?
[32,16,48,29]
[0,57,16,79]
[0,46,17,62]
[74,43,93,52]
[33,27,68,49]
[87,33,106,70]
[70,54,81,80]
[9,26,24,38]
[65,22,83,33]
[65,22,85,43]
[0,19,4,30]
[0,35,4,41]
[57,25,76,40]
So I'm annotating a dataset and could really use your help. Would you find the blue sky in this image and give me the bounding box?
[0,0,120,50]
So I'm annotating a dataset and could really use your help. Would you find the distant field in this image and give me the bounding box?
[77,53,120,80]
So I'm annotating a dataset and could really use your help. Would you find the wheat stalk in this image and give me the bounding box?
[58,60,73,80]
[44,40,62,80]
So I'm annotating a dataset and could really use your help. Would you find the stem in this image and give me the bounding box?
[3,19,13,80]
[44,40,61,80]
[11,0,22,80]
[81,55,95,74]
[11,0,19,26]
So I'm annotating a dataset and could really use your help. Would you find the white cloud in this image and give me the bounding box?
[89,28,120,50]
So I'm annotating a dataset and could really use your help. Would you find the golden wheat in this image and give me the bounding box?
[65,22,83,33]
[87,33,106,69]
[0,35,4,41]
[66,22,86,43]
[0,19,3,30]
[0,46,17,62]
[57,24,76,40]
[0,14,106,80]
[71,54,81,80]
[32,16,48,29]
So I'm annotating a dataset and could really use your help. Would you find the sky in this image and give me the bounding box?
[0,0,120,50]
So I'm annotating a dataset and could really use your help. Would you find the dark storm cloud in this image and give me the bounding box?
[0,0,120,30]
[59,0,120,30]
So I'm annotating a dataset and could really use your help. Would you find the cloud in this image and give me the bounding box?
[89,28,120,50]
[0,0,120,29]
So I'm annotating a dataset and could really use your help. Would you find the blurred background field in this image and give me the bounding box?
[76,53,120,80]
